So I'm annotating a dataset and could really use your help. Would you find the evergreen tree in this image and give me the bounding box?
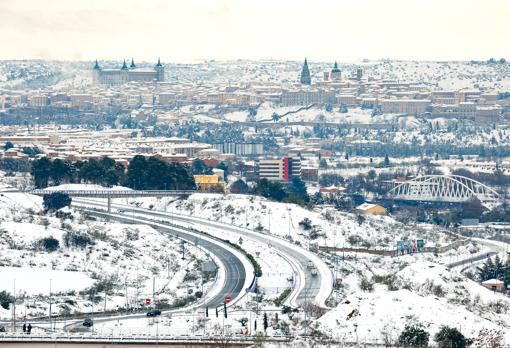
[50,158,70,185]
[384,154,390,167]
[31,157,52,188]
[263,312,268,332]
[230,179,249,194]
[43,192,72,211]
[398,325,429,347]
[434,326,471,348]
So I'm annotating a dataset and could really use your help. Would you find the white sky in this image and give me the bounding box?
[0,0,508,62]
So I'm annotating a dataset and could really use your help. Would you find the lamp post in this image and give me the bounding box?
[12,279,15,333]
[49,278,52,332]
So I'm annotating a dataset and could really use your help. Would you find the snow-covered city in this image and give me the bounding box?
[1,0,510,347]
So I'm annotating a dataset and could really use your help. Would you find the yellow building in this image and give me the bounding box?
[194,174,225,192]
[355,203,387,216]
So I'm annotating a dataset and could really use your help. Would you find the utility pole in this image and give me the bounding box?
[152,277,156,308]
[49,278,52,332]
[268,209,271,233]
[12,279,15,333]
[287,208,291,238]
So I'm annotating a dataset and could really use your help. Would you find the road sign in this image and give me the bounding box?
[225,296,231,303]
[332,255,340,265]
[145,298,151,305]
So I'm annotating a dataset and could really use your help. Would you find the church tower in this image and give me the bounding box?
[330,61,341,81]
[155,58,165,82]
[300,58,311,85]
[92,59,101,85]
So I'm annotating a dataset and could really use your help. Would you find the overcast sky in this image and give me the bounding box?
[0,0,508,62]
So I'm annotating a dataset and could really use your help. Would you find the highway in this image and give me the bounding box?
[73,198,333,308]
[61,208,252,331]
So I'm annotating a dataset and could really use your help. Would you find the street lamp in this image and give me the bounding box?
[49,278,52,332]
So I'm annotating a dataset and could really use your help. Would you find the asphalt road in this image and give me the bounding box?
[84,209,247,309]
[75,199,328,307]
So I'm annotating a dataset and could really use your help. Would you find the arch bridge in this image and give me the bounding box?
[387,175,501,207]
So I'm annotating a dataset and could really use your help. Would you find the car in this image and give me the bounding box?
[82,318,93,327]
[146,309,162,317]
[0,325,5,332]
[311,268,318,277]
[307,261,314,269]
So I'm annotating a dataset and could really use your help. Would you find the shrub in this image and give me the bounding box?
[298,218,313,231]
[274,288,291,307]
[39,236,60,252]
[399,324,429,347]
[64,232,94,248]
[43,192,72,211]
[435,326,472,348]
[360,278,374,292]
[0,291,14,310]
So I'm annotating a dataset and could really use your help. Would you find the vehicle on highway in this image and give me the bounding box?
[82,318,93,327]
[307,261,314,269]
[0,325,5,332]
[311,268,318,276]
[272,329,289,337]
[146,309,162,317]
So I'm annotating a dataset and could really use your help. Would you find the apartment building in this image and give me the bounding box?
[257,157,301,182]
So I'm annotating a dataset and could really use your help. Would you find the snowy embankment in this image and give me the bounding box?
[0,191,211,321]
[122,193,510,342]
[318,260,510,343]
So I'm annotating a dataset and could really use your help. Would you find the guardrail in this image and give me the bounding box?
[25,190,195,198]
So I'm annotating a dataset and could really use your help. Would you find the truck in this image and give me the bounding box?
[307,261,314,269]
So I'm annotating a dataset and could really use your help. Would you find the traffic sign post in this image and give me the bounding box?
[225,296,231,303]
[145,298,151,305]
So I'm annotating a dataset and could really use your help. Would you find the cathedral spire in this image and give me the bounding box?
[130,58,136,69]
[93,59,100,70]
[121,59,128,70]
[156,57,162,67]
[300,57,311,85]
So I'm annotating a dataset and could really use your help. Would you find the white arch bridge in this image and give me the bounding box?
[387,175,502,207]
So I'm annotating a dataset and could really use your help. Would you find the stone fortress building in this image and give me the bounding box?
[92,58,164,85]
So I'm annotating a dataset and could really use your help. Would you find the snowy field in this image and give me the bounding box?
[0,191,212,320]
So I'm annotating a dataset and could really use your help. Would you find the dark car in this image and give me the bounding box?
[82,318,93,327]
[146,309,162,317]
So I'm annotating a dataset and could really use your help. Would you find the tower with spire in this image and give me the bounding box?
[92,59,101,84]
[330,61,341,81]
[130,58,136,69]
[155,58,164,82]
[300,58,311,85]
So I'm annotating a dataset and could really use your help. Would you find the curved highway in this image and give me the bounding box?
[63,208,251,331]
[74,198,333,308]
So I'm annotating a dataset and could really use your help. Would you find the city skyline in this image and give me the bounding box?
[0,0,509,62]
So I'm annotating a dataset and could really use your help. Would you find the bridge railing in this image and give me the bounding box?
[24,190,196,197]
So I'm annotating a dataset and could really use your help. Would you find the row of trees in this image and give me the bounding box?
[398,324,472,348]
[31,155,195,190]
[249,177,309,205]
[477,255,510,285]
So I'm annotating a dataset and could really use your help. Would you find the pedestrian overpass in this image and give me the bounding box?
[26,189,195,213]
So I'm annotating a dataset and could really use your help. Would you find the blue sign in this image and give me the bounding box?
[332,255,340,265]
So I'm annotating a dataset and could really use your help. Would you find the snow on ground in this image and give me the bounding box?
[318,260,510,343]
[128,193,454,252]
[43,184,132,191]
[122,193,510,342]
[0,192,212,320]
[0,267,93,296]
